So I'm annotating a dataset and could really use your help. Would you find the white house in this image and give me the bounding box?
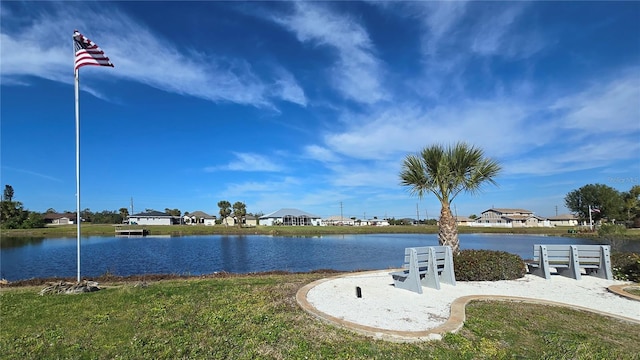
[127,211,176,225]
[365,218,390,226]
[222,216,236,226]
[44,212,77,225]
[471,208,550,228]
[547,214,580,227]
[244,215,258,227]
[183,211,216,226]
[260,208,322,226]
[322,215,356,226]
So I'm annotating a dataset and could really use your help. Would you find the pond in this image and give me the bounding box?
[1,233,635,281]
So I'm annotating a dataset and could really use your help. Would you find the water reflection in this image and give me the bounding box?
[1,233,637,281]
[0,237,46,248]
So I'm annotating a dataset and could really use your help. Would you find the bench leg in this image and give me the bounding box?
[528,245,551,279]
[439,246,456,286]
[557,245,581,280]
[590,246,613,280]
[528,264,550,279]
[421,248,441,290]
[391,248,423,294]
[391,273,422,294]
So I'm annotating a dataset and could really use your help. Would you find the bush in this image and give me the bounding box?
[611,252,640,282]
[597,223,627,237]
[454,249,526,281]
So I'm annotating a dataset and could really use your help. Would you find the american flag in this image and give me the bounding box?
[74,30,114,71]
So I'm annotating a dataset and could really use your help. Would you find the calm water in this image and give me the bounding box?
[1,233,635,281]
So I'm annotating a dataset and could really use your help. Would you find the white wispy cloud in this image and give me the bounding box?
[322,99,547,161]
[271,2,387,104]
[0,2,304,108]
[504,138,640,176]
[311,65,639,181]
[2,166,63,183]
[269,67,308,107]
[553,72,640,134]
[205,152,284,173]
[414,1,469,57]
[394,1,543,100]
[469,3,538,58]
[302,145,340,163]
[325,160,401,189]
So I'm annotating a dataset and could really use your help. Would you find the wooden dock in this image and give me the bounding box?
[115,228,148,237]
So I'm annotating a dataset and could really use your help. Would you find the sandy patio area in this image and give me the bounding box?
[296,270,640,342]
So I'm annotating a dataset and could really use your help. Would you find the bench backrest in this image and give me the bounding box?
[533,244,610,265]
[401,246,451,272]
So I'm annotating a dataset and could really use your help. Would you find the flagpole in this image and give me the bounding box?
[75,68,81,283]
[588,205,593,231]
[73,29,113,283]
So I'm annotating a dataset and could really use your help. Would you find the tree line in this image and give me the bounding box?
[564,183,640,227]
[0,185,45,229]
[0,184,262,229]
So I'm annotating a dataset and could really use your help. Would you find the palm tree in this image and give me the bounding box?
[119,207,129,222]
[232,201,247,228]
[217,200,232,221]
[399,142,501,254]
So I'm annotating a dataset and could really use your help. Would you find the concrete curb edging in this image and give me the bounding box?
[608,284,640,301]
[295,272,640,343]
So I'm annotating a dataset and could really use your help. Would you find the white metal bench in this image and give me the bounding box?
[527,244,612,280]
[389,246,456,294]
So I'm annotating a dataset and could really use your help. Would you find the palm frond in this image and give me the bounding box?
[399,142,501,204]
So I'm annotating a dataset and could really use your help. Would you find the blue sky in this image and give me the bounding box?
[1,1,639,220]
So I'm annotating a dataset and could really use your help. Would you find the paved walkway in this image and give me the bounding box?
[296,270,640,342]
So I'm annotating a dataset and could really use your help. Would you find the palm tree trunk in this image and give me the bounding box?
[439,205,460,254]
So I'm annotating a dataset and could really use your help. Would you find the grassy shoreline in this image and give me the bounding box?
[4,223,639,239]
[1,272,639,359]
[3,227,639,357]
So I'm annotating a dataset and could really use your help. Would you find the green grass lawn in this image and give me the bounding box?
[1,273,639,359]
[625,287,640,297]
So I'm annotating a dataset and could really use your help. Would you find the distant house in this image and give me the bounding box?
[401,218,418,225]
[472,208,550,228]
[243,215,258,227]
[322,215,355,226]
[547,214,580,227]
[184,211,216,226]
[44,212,77,225]
[127,211,178,225]
[260,208,322,226]
[456,216,474,226]
[221,216,236,226]
[366,218,390,226]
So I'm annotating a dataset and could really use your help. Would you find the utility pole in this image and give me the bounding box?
[416,203,420,224]
[555,205,558,216]
[130,197,134,215]
[340,201,343,221]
